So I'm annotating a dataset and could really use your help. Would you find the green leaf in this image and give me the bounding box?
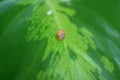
[0,0,120,80]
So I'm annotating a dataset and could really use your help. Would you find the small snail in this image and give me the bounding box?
[56,30,65,40]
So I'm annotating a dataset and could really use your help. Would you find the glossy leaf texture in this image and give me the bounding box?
[0,0,120,80]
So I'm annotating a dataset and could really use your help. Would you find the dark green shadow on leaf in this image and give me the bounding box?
[0,2,30,37]
[67,46,77,60]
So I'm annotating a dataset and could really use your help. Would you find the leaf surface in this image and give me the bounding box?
[0,0,120,80]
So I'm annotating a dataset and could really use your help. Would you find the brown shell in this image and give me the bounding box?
[56,30,65,40]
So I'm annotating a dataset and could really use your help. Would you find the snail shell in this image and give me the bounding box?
[56,30,65,40]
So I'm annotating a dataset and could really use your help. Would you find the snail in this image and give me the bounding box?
[56,30,65,40]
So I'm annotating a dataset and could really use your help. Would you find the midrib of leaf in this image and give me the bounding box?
[45,0,62,29]
[45,1,74,79]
